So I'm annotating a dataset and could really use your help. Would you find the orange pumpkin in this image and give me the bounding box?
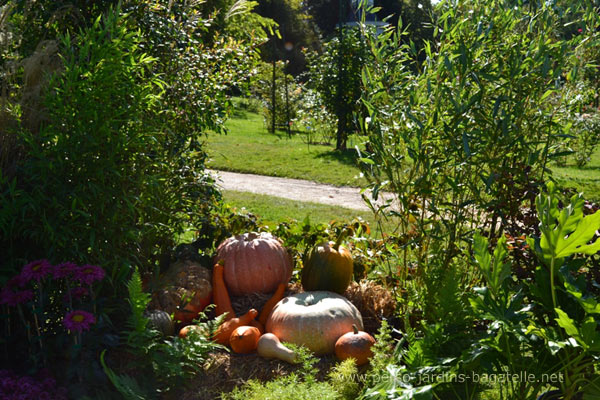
[178,324,207,339]
[215,232,293,296]
[230,326,261,353]
[213,308,258,345]
[334,325,375,366]
[266,291,363,355]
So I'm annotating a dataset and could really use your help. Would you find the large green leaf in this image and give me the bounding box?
[473,233,511,296]
[555,309,600,351]
[537,183,600,261]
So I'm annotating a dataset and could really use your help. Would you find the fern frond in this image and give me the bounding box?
[126,267,151,334]
[100,350,151,400]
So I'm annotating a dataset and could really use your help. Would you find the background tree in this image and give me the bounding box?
[255,0,320,76]
[305,27,372,150]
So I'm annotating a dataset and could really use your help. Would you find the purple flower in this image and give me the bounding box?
[0,376,16,391]
[51,262,78,280]
[73,264,105,285]
[63,310,96,333]
[0,288,13,306]
[0,370,67,400]
[0,287,33,306]
[21,260,53,283]
[6,274,27,289]
[40,377,56,390]
[63,286,88,303]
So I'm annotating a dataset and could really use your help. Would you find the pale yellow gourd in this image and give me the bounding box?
[256,333,298,364]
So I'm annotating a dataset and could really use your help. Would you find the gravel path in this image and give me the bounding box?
[210,170,395,211]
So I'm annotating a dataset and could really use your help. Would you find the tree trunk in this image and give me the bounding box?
[336,111,347,150]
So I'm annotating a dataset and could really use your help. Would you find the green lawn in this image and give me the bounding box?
[208,99,600,201]
[222,190,398,237]
[205,106,367,187]
[552,146,600,201]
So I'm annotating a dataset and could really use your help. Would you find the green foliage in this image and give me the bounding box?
[223,346,358,400]
[224,374,341,400]
[125,268,151,345]
[100,350,149,400]
[361,0,600,230]
[361,183,600,400]
[6,8,178,272]
[251,61,301,132]
[305,26,372,150]
[106,268,225,397]
[0,1,270,279]
[296,87,338,145]
[328,359,361,400]
[357,0,600,328]
[473,234,511,297]
[255,0,320,76]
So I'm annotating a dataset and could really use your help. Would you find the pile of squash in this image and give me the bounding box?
[150,231,376,366]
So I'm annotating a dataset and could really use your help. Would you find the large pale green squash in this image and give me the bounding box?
[265,291,363,355]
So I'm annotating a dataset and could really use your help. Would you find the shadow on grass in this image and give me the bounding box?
[315,148,360,166]
[573,164,600,172]
[230,108,250,119]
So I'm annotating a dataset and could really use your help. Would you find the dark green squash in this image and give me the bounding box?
[145,310,175,337]
[301,235,353,294]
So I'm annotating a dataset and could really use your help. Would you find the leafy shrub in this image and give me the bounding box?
[568,111,600,167]
[0,6,224,278]
[360,184,600,400]
[251,60,301,133]
[357,0,600,325]
[296,87,337,145]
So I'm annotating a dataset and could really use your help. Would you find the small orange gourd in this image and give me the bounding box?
[213,308,258,345]
[230,326,261,353]
[334,325,375,366]
[178,325,206,339]
[213,261,235,320]
[258,283,286,326]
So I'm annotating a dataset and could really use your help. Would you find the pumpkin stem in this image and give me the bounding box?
[352,324,359,334]
[333,227,350,251]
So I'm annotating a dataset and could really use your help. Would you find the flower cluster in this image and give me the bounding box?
[0,260,105,307]
[0,370,68,400]
[0,260,105,335]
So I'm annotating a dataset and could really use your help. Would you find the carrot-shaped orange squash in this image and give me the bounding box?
[213,261,235,321]
[258,283,286,326]
[213,308,258,345]
[249,319,264,334]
